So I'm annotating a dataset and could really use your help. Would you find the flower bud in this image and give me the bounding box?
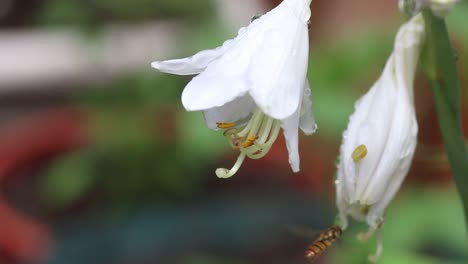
[335,13,425,233]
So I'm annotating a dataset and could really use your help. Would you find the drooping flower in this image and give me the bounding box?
[425,0,459,17]
[400,0,458,17]
[152,0,316,178]
[335,14,425,262]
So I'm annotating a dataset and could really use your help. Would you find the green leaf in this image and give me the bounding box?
[421,11,468,235]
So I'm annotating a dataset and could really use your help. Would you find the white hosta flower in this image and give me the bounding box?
[335,14,425,262]
[400,0,458,17]
[426,0,458,17]
[151,0,316,178]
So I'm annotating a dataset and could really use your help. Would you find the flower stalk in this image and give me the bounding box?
[421,10,468,236]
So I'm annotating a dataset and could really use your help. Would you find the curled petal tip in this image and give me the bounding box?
[151,61,161,70]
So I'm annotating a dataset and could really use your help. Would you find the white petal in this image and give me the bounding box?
[394,14,425,99]
[181,0,311,114]
[430,0,458,18]
[299,80,317,135]
[335,161,351,229]
[337,81,379,204]
[151,39,236,75]
[203,94,256,130]
[352,59,398,203]
[181,25,261,111]
[357,16,423,211]
[247,5,310,120]
[181,72,250,111]
[281,105,301,172]
[366,124,416,228]
[358,16,423,204]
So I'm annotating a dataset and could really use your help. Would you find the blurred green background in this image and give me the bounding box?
[0,0,467,264]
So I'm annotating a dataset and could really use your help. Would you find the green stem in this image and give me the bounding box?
[421,11,468,235]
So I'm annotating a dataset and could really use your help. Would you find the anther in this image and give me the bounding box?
[217,122,236,129]
[352,144,368,163]
[241,135,258,148]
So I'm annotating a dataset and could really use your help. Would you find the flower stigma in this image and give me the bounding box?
[215,108,282,178]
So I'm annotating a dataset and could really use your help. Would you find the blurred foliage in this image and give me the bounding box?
[34,0,214,27]
[308,30,394,135]
[40,150,95,208]
[330,189,468,264]
[40,72,227,211]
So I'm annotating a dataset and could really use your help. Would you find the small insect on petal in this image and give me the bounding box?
[217,122,236,129]
[352,144,368,163]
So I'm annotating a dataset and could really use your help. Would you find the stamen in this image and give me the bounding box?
[257,117,274,143]
[238,109,262,137]
[352,144,368,163]
[241,136,258,148]
[357,226,375,241]
[246,109,265,138]
[215,108,282,177]
[248,121,281,159]
[217,122,236,129]
[368,229,383,263]
[223,128,237,137]
[357,225,384,263]
[215,153,246,179]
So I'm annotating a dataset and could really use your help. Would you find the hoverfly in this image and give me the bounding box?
[304,225,343,262]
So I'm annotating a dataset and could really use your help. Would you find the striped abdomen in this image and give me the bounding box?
[304,226,342,261]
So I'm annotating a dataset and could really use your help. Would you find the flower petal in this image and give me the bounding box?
[299,80,317,135]
[247,10,309,119]
[366,126,416,228]
[181,71,250,111]
[181,0,311,114]
[394,14,425,98]
[281,103,301,172]
[151,38,236,75]
[203,94,256,130]
[180,24,265,111]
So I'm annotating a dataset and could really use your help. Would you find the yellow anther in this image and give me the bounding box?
[352,144,368,163]
[247,135,257,141]
[217,122,236,129]
[241,135,258,148]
